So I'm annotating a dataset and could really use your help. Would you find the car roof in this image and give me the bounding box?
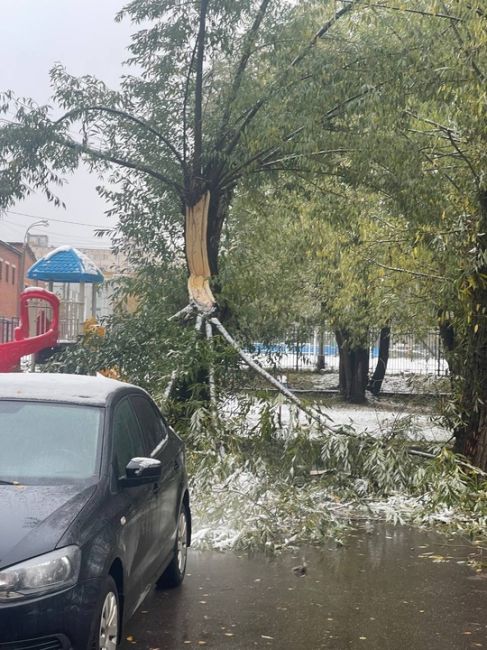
[0,373,140,406]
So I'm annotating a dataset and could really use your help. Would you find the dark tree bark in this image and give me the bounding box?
[367,326,390,396]
[335,329,369,403]
[316,326,326,371]
[454,190,487,471]
[438,311,460,379]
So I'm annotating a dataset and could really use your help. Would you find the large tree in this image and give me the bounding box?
[0,0,360,312]
[1,0,487,469]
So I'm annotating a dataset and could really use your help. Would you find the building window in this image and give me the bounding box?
[0,261,2,281]
[12,266,16,285]
[5,264,9,283]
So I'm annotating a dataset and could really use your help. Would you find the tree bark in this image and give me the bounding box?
[454,189,487,471]
[367,326,390,396]
[316,326,326,371]
[335,328,369,403]
[438,311,459,378]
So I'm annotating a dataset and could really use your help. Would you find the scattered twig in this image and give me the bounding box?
[163,369,178,402]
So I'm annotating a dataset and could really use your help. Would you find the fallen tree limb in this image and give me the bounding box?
[209,316,336,431]
[163,369,178,402]
[205,319,218,415]
[168,303,195,321]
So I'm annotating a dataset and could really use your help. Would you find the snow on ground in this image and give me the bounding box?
[225,395,450,442]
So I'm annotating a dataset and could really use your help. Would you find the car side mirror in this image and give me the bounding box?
[120,457,161,487]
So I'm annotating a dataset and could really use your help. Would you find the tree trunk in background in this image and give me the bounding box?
[335,329,369,403]
[367,326,390,396]
[316,326,325,371]
[454,190,487,471]
[438,312,459,378]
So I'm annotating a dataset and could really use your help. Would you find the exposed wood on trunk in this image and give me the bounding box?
[185,191,216,311]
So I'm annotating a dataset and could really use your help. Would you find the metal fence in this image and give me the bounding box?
[253,328,448,376]
[0,317,19,344]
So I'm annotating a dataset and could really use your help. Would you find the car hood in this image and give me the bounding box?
[0,483,97,569]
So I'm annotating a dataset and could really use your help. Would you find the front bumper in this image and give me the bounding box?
[0,579,103,650]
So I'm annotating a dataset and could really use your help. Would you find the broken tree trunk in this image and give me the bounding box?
[185,191,216,312]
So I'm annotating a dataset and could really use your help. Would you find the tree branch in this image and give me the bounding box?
[342,1,462,22]
[183,38,199,173]
[446,130,480,184]
[223,0,361,158]
[209,316,336,430]
[55,106,185,169]
[365,257,448,281]
[442,0,486,81]
[193,0,209,184]
[215,0,272,151]
[261,148,356,168]
[57,136,183,198]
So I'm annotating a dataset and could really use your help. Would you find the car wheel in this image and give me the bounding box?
[90,576,120,650]
[157,502,189,588]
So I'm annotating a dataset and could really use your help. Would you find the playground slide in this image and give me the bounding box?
[0,288,60,372]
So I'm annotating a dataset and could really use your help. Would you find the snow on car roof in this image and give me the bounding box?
[0,373,136,406]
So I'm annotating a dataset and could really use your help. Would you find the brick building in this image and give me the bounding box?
[0,241,37,319]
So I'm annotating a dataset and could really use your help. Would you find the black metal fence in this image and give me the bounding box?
[0,317,19,344]
[253,328,448,376]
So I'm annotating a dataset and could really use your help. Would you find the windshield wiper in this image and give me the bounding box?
[0,479,22,486]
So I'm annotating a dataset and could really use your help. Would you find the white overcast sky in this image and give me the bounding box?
[0,0,134,248]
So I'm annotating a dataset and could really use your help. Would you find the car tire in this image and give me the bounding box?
[156,502,189,588]
[89,575,120,650]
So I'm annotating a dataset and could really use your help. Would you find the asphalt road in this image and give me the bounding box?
[120,526,487,650]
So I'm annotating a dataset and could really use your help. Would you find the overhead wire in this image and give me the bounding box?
[4,209,115,229]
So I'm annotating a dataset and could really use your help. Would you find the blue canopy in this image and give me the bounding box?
[27,246,104,283]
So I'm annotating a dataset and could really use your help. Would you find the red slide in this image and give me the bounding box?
[0,289,60,372]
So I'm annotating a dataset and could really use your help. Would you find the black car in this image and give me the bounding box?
[0,373,191,650]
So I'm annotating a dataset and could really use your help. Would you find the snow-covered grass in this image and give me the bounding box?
[261,369,450,394]
[223,394,450,442]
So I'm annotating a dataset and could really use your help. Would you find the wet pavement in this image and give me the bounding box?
[120,526,487,649]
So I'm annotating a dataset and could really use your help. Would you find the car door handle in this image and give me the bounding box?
[173,459,180,472]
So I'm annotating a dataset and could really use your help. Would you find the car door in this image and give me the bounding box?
[129,394,181,572]
[110,396,156,613]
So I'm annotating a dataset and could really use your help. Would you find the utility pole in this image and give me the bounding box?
[18,220,49,313]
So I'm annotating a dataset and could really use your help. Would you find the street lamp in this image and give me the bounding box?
[18,219,49,305]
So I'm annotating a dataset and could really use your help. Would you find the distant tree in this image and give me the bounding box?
[223,183,439,402]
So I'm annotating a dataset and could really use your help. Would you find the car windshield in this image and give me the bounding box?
[0,400,103,484]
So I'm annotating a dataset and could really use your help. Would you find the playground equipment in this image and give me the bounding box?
[28,246,104,341]
[0,288,60,372]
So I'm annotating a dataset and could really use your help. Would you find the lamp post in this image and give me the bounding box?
[18,220,49,309]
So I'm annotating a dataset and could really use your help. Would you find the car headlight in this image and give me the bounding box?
[0,546,81,601]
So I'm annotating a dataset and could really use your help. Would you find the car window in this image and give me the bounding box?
[130,395,168,454]
[112,398,148,478]
[0,401,102,484]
